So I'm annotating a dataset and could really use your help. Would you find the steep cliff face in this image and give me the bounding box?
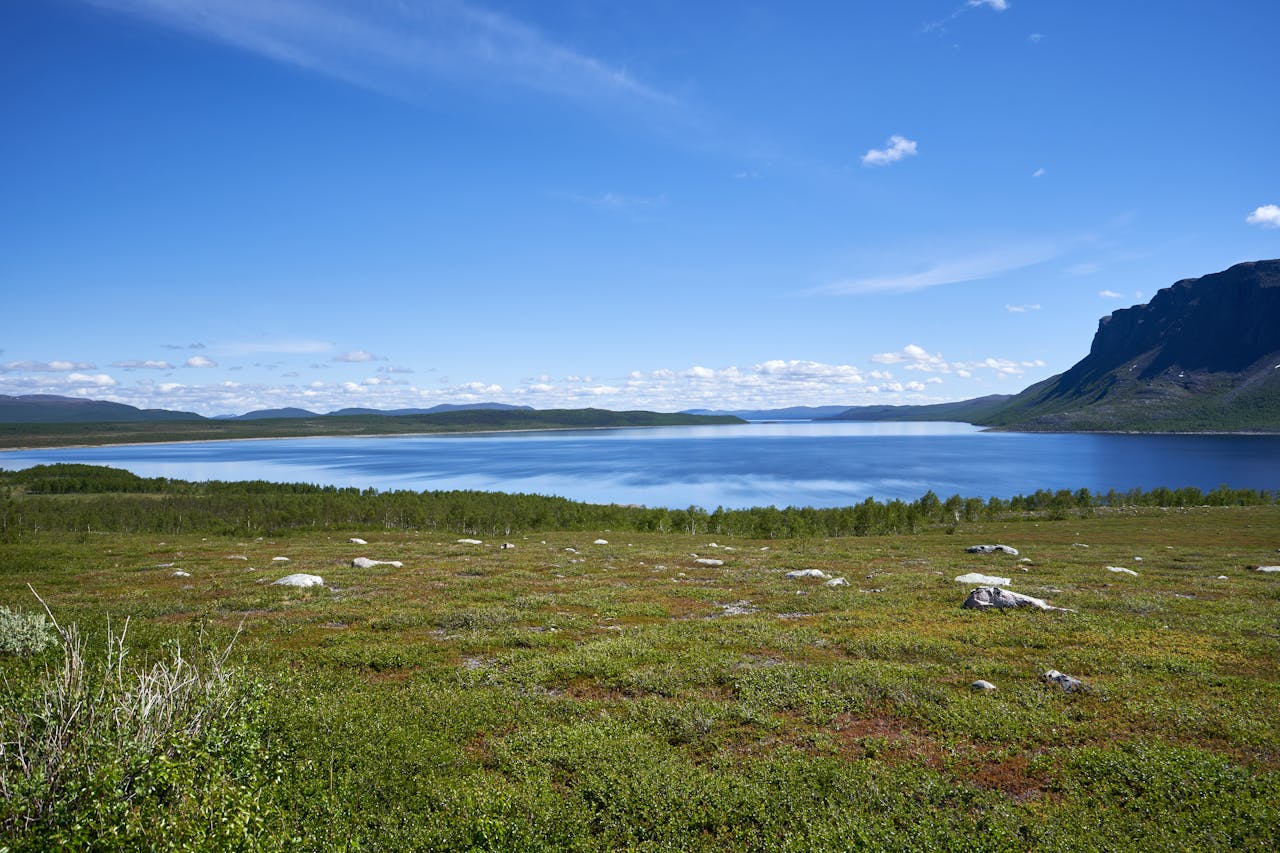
[981,260,1280,431]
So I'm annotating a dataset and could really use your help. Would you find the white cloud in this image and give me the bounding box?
[968,0,1009,10]
[1246,204,1280,228]
[1032,167,1046,177]
[88,0,673,107]
[185,355,218,368]
[861,135,918,167]
[1098,290,1125,299]
[815,244,1064,295]
[1005,303,1041,313]
[335,350,381,363]
[112,359,175,369]
[218,339,331,356]
[66,372,117,387]
[1,359,98,372]
[562,191,665,212]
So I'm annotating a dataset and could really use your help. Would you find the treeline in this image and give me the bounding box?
[0,464,1274,541]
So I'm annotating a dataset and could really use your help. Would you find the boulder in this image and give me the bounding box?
[1256,566,1280,573]
[970,680,997,692]
[348,537,368,545]
[954,572,1011,586]
[695,558,724,567]
[966,545,1019,555]
[961,586,1070,612]
[594,539,609,545]
[272,573,324,588]
[824,577,849,587]
[1106,565,1139,576]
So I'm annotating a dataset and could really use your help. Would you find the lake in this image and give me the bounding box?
[2,422,1279,509]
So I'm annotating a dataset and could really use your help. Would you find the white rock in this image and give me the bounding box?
[1106,566,1139,576]
[171,570,191,578]
[961,586,1070,612]
[272,573,324,588]
[1072,543,1089,548]
[1217,575,1229,579]
[500,542,516,550]
[348,537,368,545]
[593,539,609,545]
[1256,566,1280,573]
[1133,556,1143,562]
[456,539,483,545]
[784,569,831,580]
[971,680,997,692]
[824,577,849,587]
[272,556,290,562]
[352,557,403,569]
[966,544,1019,556]
[1018,558,1032,563]
[695,558,724,567]
[954,572,1011,586]
[226,555,248,560]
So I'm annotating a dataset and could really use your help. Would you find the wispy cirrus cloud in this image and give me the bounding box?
[1005,303,1040,313]
[112,359,175,370]
[85,0,674,107]
[924,0,1010,33]
[812,244,1064,296]
[0,360,97,372]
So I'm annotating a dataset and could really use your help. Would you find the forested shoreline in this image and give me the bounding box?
[2,463,1273,540]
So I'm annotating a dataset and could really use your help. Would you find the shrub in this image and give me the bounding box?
[0,607,285,851]
[0,605,57,656]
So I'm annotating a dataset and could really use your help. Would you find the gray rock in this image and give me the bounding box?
[695,558,725,567]
[954,572,1011,586]
[784,569,831,580]
[1043,669,1088,692]
[824,577,849,587]
[352,557,403,569]
[1256,565,1280,573]
[970,680,997,692]
[348,537,368,545]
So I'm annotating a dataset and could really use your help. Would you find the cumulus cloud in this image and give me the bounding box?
[185,355,218,368]
[1246,204,1280,228]
[861,135,918,167]
[66,372,117,387]
[112,359,175,370]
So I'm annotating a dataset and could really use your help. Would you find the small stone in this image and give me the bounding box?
[500,543,516,550]
[971,680,997,692]
[594,539,609,545]
[456,539,483,545]
[824,577,849,587]
[1106,566,1139,576]
[272,556,290,562]
[348,537,368,545]
[352,557,403,569]
[955,572,1011,586]
[171,570,191,578]
[1256,566,1280,573]
[695,558,724,567]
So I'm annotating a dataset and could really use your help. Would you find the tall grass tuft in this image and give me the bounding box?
[0,590,285,851]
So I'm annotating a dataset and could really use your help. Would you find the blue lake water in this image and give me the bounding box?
[2,422,1279,509]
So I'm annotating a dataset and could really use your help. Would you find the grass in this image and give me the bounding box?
[1,505,1278,849]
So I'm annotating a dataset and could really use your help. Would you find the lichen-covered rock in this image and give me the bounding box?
[272,573,324,588]
[961,586,1069,612]
[824,577,849,587]
[971,680,997,692]
[785,569,831,580]
[352,557,402,569]
[1043,669,1088,692]
[966,545,1019,555]
[954,572,1011,586]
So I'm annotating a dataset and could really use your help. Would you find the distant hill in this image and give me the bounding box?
[683,406,857,420]
[0,394,205,424]
[829,259,1280,433]
[225,407,320,420]
[326,402,534,417]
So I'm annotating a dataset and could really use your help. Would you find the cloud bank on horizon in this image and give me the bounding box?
[2,1,1277,415]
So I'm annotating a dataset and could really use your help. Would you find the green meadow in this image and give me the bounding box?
[2,470,1278,850]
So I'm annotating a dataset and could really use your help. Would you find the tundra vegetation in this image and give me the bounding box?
[1,465,1277,850]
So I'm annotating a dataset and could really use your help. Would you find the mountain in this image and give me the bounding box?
[683,406,858,420]
[0,394,205,424]
[979,260,1280,431]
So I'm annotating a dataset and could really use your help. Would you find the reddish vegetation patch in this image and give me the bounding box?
[957,753,1047,799]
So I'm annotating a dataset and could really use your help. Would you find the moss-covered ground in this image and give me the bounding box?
[3,505,1278,850]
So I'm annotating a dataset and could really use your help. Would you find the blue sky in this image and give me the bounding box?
[3,0,1278,416]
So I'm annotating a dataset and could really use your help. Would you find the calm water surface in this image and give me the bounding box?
[3,422,1278,509]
